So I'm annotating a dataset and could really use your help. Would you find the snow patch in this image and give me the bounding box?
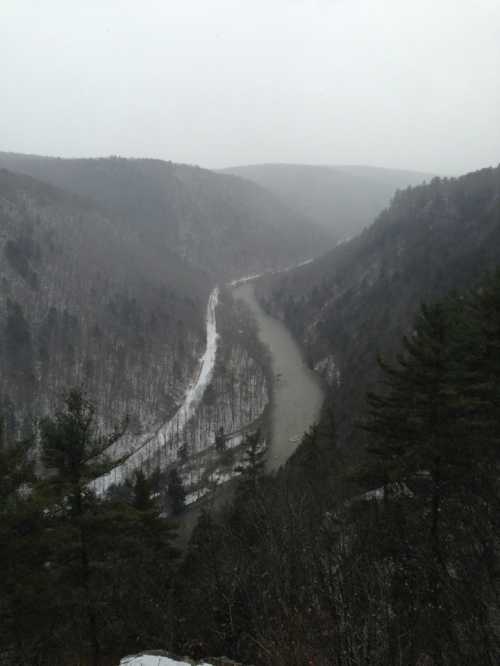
[229,272,263,287]
[120,655,211,666]
[314,354,340,387]
[360,482,413,502]
[335,235,352,247]
[229,257,313,287]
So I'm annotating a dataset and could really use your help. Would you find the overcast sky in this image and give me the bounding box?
[2,0,499,174]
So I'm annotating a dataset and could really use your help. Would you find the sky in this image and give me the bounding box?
[2,0,500,174]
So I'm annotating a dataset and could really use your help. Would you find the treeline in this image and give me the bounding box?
[2,273,500,665]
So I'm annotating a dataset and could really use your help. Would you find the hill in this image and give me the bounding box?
[0,153,328,278]
[257,165,500,445]
[0,168,210,436]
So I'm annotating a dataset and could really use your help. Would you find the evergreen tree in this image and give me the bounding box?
[39,388,124,666]
[361,290,500,663]
[166,467,186,515]
[132,469,155,511]
[235,429,265,498]
[0,422,49,663]
[109,467,179,653]
[215,426,225,453]
[0,390,182,664]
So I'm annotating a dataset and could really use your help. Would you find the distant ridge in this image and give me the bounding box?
[0,152,329,279]
[221,162,434,240]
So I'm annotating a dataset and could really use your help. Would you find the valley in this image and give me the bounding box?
[2,154,499,666]
[3,3,499,663]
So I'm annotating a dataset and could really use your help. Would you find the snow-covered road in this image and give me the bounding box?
[228,257,313,288]
[94,288,220,494]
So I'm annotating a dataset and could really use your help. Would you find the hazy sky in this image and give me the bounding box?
[2,0,500,174]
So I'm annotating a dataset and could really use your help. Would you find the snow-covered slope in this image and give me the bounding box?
[94,288,220,493]
[0,168,205,438]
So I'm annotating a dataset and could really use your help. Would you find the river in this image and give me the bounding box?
[176,279,324,546]
[96,268,323,496]
[232,281,324,471]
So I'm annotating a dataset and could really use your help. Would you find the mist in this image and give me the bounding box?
[2,0,499,174]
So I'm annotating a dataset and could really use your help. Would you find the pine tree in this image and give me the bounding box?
[215,426,225,453]
[132,469,155,511]
[1,391,183,664]
[166,467,186,516]
[0,420,48,663]
[39,388,124,666]
[235,429,266,498]
[361,291,500,663]
[111,467,179,652]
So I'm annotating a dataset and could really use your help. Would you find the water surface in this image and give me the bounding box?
[233,282,324,471]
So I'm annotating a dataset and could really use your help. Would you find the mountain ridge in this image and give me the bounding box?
[0,152,329,279]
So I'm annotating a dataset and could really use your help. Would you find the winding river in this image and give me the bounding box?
[95,264,324,494]
[176,278,324,546]
[232,282,324,471]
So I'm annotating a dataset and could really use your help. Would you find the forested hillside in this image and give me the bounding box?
[0,153,327,278]
[258,165,500,446]
[0,168,207,436]
[222,163,431,240]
